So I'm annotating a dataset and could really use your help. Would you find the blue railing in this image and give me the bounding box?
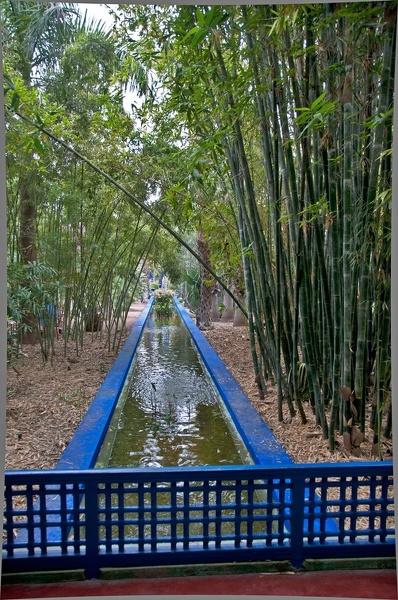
[3,461,394,578]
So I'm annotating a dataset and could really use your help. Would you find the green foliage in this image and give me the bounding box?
[179,267,200,312]
[7,261,62,359]
[46,30,118,123]
[7,261,61,320]
[3,2,393,457]
[153,288,174,315]
[295,93,337,136]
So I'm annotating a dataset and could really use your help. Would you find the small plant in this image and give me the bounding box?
[7,261,63,361]
[181,267,200,312]
[153,288,174,315]
[218,302,226,318]
[7,316,25,372]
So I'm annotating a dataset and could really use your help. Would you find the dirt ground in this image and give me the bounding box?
[5,302,391,471]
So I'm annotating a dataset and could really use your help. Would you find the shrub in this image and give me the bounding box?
[7,261,62,360]
[153,288,174,315]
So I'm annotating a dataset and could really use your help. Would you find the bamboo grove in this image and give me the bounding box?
[4,1,183,361]
[118,3,394,456]
[3,2,394,458]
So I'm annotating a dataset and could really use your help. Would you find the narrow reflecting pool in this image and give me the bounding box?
[99,310,248,468]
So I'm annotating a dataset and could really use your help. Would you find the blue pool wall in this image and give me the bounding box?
[56,299,153,470]
[173,298,293,467]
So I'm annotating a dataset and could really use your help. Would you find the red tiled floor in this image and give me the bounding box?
[1,570,397,599]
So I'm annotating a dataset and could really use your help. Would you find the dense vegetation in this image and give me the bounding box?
[3,1,394,458]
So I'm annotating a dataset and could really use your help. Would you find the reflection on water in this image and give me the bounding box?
[106,311,245,468]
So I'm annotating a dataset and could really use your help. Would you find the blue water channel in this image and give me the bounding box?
[97,310,249,468]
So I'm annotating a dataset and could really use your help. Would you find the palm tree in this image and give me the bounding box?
[2,1,79,264]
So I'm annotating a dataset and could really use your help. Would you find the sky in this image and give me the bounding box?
[79,3,115,25]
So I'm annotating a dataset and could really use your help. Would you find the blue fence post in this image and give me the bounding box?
[84,478,100,579]
[290,472,305,569]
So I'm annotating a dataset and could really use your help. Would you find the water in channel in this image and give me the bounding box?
[101,310,248,468]
[93,309,269,548]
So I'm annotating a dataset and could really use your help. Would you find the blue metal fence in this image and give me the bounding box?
[3,462,394,578]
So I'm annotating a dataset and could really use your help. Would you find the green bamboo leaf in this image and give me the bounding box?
[196,7,205,27]
[192,168,203,182]
[376,189,392,209]
[295,107,311,125]
[189,28,208,48]
[268,9,286,36]
[10,92,20,112]
[180,26,202,44]
[205,6,228,29]
[310,91,327,111]
[33,137,45,154]
[3,74,16,96]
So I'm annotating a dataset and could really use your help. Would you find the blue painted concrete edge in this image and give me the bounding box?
[174,299,339,535]
[174,298,293,467]
[56,299,153,470]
